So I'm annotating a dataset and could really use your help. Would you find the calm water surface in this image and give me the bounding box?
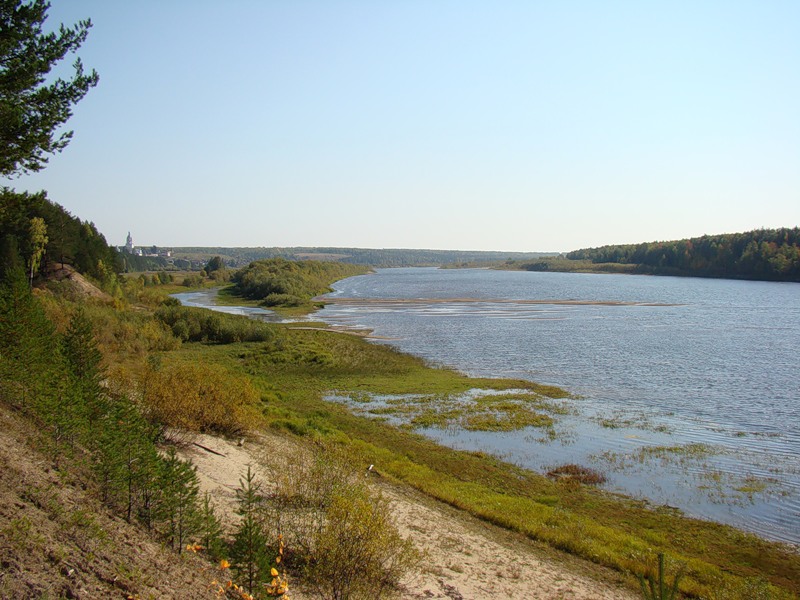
[311,268,800,544]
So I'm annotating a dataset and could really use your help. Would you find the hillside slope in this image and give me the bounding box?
[0,403,221,600]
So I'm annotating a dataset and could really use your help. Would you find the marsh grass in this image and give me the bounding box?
[547,464,607,485]
[596,443,721,472]
[595,441,791,511]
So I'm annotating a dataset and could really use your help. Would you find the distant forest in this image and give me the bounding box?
[540,228,800,282]
[172,246,552,268]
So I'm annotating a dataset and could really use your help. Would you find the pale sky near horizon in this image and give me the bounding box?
[5,1,799,252]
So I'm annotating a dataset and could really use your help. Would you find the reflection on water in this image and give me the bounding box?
[313,268,800,544]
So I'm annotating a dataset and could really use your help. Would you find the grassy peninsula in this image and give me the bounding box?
[223,257,371,314]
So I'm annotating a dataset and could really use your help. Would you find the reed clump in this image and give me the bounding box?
[547,464,607,485]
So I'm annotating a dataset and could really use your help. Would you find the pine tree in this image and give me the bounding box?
[92,398,159,523]
[198,491,226,561]
[0,0,99,176]
[156,448,200,552]
[0,266,56,411]
[61,306,105,432]
[231,465,271,595]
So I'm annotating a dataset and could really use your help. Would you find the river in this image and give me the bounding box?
[175,268,800,544]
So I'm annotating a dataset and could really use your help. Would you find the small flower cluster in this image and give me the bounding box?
[210,558,255,599]
[200,538,289,600]
[264,535,289,597]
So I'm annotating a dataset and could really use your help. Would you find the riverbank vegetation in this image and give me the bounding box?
[0,264,426,598]
[231,257,371,310]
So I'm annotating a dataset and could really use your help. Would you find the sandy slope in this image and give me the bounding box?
[0,405,222,600]
[181,431,637,600]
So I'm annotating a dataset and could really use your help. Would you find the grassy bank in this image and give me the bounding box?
[168,324,800,599]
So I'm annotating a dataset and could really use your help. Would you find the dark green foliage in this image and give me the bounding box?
[566,228,800,282]
[231,465,271,594]
[0,0,99,176]
[0,233,23,276]
[198,492,225,560]
[61,306,105,428]
[104,397,161,523]
[156,448,200,552]
[155,303,275,343]
[0,188,122,281]
[0,272,209,553]
[232,257,370,307]
[61,307,103,385]
[204,255,225,273]
[0,266,56,408]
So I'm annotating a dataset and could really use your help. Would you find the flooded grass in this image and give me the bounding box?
[591,409,673,433]
[326,389,567,434]
[597,442,720,469]
[594,441,791,507]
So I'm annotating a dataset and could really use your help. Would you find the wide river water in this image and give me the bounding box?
[175,268,800,544]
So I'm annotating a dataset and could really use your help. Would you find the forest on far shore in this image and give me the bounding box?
[516,228,800,282]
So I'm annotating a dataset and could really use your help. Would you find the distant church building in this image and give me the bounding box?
[125,232,134,253]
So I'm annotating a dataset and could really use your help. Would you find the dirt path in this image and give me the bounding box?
[181,431,637,600]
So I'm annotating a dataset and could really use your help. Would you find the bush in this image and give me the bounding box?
[141,361,263,435]
[155,304,275,344]
[232,258,369,307]
[263,442,420,599]
[307,485,419,600]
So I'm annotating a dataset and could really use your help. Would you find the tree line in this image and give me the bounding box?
[0,188,122,283]
[174,246,553,268]
[564,228,800,281]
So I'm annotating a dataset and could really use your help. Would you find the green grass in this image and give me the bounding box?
[168,325,800,599]
[215,284,263,307]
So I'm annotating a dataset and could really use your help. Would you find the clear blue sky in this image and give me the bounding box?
[6,1,800,252]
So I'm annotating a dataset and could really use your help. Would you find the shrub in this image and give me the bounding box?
[141,361,263,435]
[307,485,419,600]
[155,304,275,344]
[263,442,419,599]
